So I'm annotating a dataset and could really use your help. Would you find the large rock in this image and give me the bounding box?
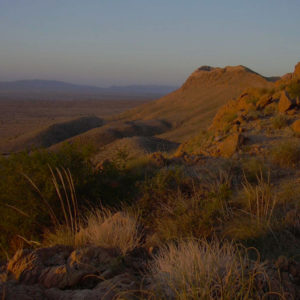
[217,133,245,157]
[7,245,120,289]
[278,91,293,113]
[291,119,300,134]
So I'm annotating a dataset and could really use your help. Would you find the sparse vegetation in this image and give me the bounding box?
[272,114,289,129]
[271,140,300,167]
[1,63,300,298]
[223,112,238,123]
[286,80,300,98]
[150,240,278,300]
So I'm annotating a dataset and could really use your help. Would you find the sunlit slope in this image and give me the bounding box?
[119,65,275,141]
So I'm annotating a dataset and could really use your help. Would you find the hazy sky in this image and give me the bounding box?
[0,0,299,86]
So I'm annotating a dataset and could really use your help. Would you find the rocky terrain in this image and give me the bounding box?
[1,63,300,299]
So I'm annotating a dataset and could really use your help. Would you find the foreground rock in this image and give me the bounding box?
[278,91,293,113]
[1,244,299,299]
[0,245,150,300]
[291,119,300,134]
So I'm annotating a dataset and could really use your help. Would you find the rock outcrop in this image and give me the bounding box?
[278,91,293,113]
[1,245,150,300]
[291,119,300,134]
[216,133,245,158]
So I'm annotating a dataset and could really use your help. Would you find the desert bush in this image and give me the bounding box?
[246,109,261,120]
[286,80,300,98]
[271,140,300,167]
[176,130,213,154]
[138,167,190,212]
[241,157,268,183]
[141,169,233,245]
[271,114,289,129]
[0,144,95,257]
[150,240,271,300]
[263,103,277,116]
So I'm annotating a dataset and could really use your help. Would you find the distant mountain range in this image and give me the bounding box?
[0,79,178,100]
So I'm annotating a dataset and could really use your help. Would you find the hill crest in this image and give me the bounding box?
[120,64,275,142]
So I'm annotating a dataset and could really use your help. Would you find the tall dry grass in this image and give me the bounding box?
[44,209,142,254]
[149,240,272,300]
[78,209,142,255]
[25,166,142,254]
[242,172,277,226]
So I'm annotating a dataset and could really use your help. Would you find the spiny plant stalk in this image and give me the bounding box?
[49,166,79,236]
[24,166,79,235]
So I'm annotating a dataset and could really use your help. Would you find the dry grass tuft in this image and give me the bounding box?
[79,209,142,255]
[242,172,277,226]
[150,239,270,300]
[44,208,142,255]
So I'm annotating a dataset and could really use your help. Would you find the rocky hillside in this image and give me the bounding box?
[177,62,300,160]
[119,65,275,142]
[1,63,300,299]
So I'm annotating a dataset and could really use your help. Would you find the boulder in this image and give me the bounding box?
[291,119,300,134]
[217,133,245,158]
[278,91,293,113]
[7,245,119,289]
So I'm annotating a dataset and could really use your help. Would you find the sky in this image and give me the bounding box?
[0,0,299,87]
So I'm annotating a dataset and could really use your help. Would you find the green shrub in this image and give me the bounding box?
[140,169,233,245]
[0,144,96,256]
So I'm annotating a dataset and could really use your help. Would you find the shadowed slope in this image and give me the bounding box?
[5,116,104,152]
[93,136,179,162]
[50,119,171,152]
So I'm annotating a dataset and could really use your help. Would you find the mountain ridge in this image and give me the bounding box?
[0,79,178,98]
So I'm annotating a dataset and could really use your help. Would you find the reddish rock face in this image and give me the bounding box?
[217,133,245,158]
[294,62,300,78]
[278,91,293,113]
[291,119,300,133]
